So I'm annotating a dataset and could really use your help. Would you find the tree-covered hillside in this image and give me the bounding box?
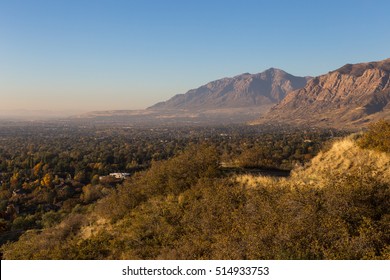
[2,121,389,259]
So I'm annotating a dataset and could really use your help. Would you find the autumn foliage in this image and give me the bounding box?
[2,125,389,259]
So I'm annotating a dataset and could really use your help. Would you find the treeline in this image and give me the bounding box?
[0,123,341,247]
[1,121,389,259]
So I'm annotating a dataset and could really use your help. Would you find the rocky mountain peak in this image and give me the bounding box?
[149,68,310,111]
[255,58,390,128]
[332,58,390,77]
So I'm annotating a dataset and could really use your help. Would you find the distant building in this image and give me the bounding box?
[99,172,131,182]
[109,173,130,179]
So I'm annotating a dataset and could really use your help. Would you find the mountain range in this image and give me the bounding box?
[150,68,310,111]
[75,58,390,128]
[255,58,390,128]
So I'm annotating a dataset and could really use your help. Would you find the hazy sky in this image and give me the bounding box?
[1,0,390,114]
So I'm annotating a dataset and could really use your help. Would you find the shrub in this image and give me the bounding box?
[41,211,64,228]
[358,120,390,153]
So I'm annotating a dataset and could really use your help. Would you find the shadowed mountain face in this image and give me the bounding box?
[149,68,310,110]
[255,58,390,128]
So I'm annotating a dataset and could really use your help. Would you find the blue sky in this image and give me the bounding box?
[1,0,390,113]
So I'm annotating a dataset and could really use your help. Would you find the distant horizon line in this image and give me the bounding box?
[2,56,390,118]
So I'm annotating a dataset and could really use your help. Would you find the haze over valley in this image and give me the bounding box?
[1,0,390,263]
[64,57,390,129]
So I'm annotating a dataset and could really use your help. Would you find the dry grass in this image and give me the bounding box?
[236,135,390,189]
[79,217,110,239]
[297,136,390,183]
[235,174,286,189]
